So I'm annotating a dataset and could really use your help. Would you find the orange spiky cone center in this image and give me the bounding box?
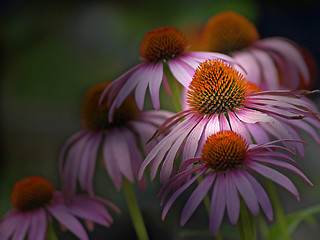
[201,131,248,171]
[203,11,259,53]
[11,176,55,211]
[140,26,188,62]
[81,82,139,131]
[187,59,252,116]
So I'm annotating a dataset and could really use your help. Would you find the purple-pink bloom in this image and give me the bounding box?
[139,59,320,183]
[159,131,313,236]
[60,82,173,201]
[0,176,119,240]
[99,26,236,121]
[201,11,314,90]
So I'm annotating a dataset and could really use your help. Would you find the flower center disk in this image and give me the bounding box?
[203,11,259,53]
[81,82,138,130]
[140,26,188,62]
[201,131,248,171]
[187,59,249,116]
[11,176,55,211]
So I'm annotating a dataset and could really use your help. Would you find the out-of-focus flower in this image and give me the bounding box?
[100,26,236,121]
[60,81,172,201]
[192,11,315,90]
[139,59,320,183]
[0,176,119,240]
[159,131,313,236]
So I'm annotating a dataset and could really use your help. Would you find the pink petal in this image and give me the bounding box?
[235,108,274,123]
[135,64,154,110]
[12,212,30,240]
[149,62,164,110]
[228,112,252,144]
[28,209,47,240]
[168,58,193,87]
[225,171,240,225]
[47,202,89,240]
[181,172,216,226]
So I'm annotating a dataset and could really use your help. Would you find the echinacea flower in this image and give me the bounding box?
[139,59,320,183]
[99,26,236,121]
[159,131,313,236]
[60,81,172,201]
[201,11,314,90]
[0,176,119,240]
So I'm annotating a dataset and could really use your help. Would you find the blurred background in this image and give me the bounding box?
[1,0,320,239]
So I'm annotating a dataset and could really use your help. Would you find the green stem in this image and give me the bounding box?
[47,223,58,240]
[215,231,223,240]
[163,61,183,113]
[237,198,255,240]
[265,179,291,240]
[123,178,149,240]
[257,215,269,240]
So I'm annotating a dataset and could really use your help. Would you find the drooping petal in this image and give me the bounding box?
[149,62,164,110]
[243,171,273,221]
[0,211,21,240]
[225,171,240,225]
[181,172,216,226]
[12,212,30,240]
[28,208,47,240]
[228,112,252,144]
[247,161,300,201]
[168,58,194,87]
[47,202,89,240]
[135,64,154,110]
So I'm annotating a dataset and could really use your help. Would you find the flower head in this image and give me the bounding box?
[159,131,313,236]
[99,26,235,121]
[0,176,119,240]
[60,81,173,201]
[199,11,314,90]
[139,59,320,183]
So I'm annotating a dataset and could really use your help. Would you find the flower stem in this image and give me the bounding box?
[163,61,183,113]
[47,223,58,240]
[123,178,149,240]
[265,179,291,240]
[237,198,255,240]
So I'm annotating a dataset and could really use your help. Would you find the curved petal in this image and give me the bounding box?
[225,171,240,225]
[135,64,154,110]
[12,212,30,240]
[149,62,164,110]
[28,208,47,240]
[168,58,193,87]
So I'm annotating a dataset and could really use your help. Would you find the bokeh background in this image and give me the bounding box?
[1,0,320,239]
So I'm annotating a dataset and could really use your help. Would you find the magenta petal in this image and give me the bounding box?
[248,161,300,201]
[103,132,122,190]
[245,122,270,144]
[135,64,154,110]
[12,212,30,240]
[225,171,240,225]
[181,172,215,226]
[28,209,47,240]
[228,112,252,144]
[149,62,163,110]
[68,195,113,227]
[209,173,226,236]
[0,211,20,239]
[168,58,193,87]
[243,172,273,221]
[236,108,273,124]
[231,169,259,217]
[47,202,89,240]
[162,169,205,220]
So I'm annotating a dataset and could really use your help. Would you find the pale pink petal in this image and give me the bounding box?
[135,64,154,110]
[228,112,252,144]
[12,212,30,240]
[219,113,231,131]
[247,161,300,201]
[235,108,274,123]
[233,51,261,86]
[249,48,279,90]
[149,62,164,110]
[244,122,270,144]
[168,58,193,87]
[28,209,47,240]
[103,132,122,190]
[0,211,21,240]
[47,202,89,240]
[184,51,237,65]
[110,128,134,182]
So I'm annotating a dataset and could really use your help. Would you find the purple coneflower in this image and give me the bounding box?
[139,59,320,183]
[0,176,119,240]
[100,26,235,121]
[60,81,172,201]
[159,131,313,236]
[201,11,315,90]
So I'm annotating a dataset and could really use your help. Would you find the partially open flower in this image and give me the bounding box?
[159,131,313,236]
[100,26,236,121]
[60,81,173,201]
[200,11,314,90]
[139,59,320,183]
[0,176,119,240]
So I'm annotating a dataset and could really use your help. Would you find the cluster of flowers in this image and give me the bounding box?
[1,11,319,239]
